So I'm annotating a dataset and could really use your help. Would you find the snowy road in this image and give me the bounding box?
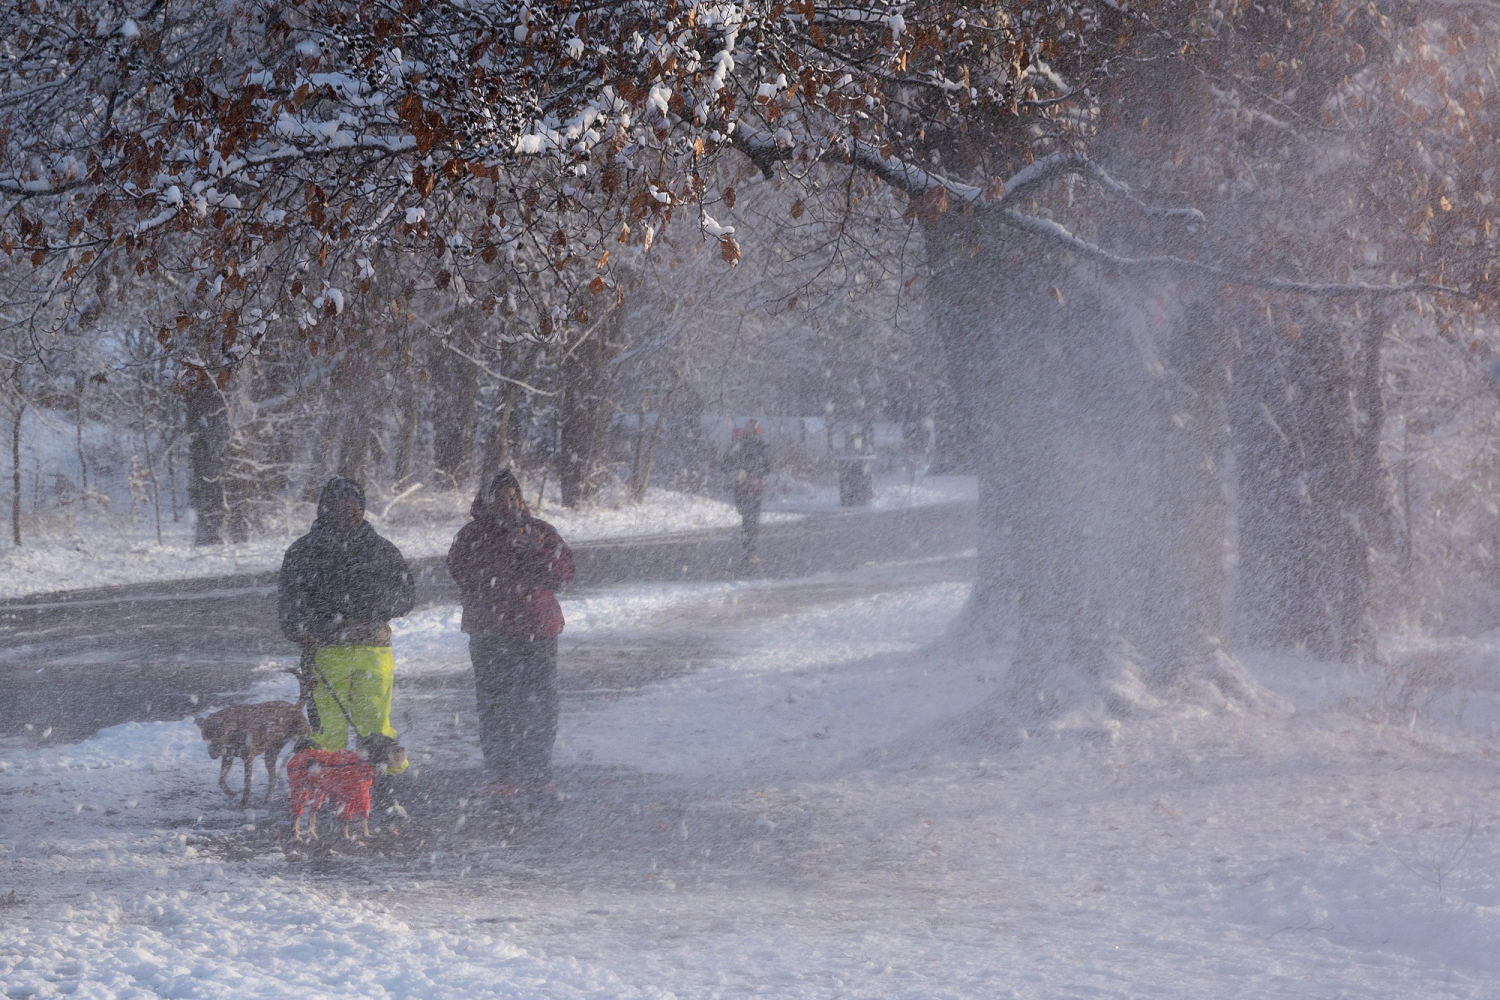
[0,501,974,741]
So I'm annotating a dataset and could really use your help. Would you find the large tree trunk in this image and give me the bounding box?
[477,340,537,488]
[185,380,229,546]
[559,307,623,508]
[430,336,479,490]
[628,395,670,503]
[482,382,520,484]
[8,364,23,547]
[320,342,382,486]
[215,359,290,544]
[1351,308,1395,554]
[73,374,89,495]
[392,373,422,490]
[926,217,1243,721]
[10,400,22,548]
[1229,302,1374,660]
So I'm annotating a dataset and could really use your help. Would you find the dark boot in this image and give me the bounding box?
[525,779,560,812]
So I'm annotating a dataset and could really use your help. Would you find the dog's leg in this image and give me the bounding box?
[240,754,255,808]
[261,748,280,805]
[291,788,313,842]
[219,756,237,799]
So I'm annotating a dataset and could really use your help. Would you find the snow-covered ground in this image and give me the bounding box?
[5,473,1500,998]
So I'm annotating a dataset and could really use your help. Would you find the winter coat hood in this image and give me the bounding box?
[315,477,367,528]
[470,470,528,520]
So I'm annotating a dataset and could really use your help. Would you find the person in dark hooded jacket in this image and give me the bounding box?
[722,419,771,564]
[447,470,574,804]
[278,477,414,784]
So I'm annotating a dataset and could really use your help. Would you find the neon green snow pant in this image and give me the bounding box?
[310,645,409,774]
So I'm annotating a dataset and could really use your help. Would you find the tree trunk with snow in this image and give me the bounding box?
[392,376,421,490]
[1229,302,1374,660]
[10,403,21,546]
[431,334,479,490]
[925,217,1244,718]
[8,362,23,548]
[185,381,229,547]
[221,354,292,541]
[559,307,623,508]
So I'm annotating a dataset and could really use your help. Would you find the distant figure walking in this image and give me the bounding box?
[722,419,771,565]
[447,470,575,807]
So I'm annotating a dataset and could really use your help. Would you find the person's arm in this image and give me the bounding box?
[751,441,772,479]
[542,529,575,588]
[446,525,470,591]
[277,543,313,645]
[514,522,573,589]
[382,540,416,619]
[447,521,490,595]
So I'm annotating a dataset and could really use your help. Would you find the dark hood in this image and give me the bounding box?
[315,477,366,526]
[470,470,522,519]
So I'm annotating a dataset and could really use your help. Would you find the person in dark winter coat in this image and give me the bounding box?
[447,470,575,804]
[277,477,415,785]
[722,419,771,563]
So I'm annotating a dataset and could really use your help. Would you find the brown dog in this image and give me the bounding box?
[194,701,310,808]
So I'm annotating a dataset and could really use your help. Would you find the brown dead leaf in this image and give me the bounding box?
[903,187,951,224]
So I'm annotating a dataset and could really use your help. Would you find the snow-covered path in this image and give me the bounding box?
[6,546,1500,998]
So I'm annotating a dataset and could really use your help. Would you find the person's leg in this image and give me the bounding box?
[471,635,525,786]
[736,490,763,559]
[322,645,406,817]
[309,646,352,751]
[344,645,407,773]
[343,646,397,738]
[744,498,762,556]
[735,489,758,558]
[514,638,559,788]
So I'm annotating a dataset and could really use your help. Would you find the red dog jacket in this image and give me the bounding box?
[287,748,374,823]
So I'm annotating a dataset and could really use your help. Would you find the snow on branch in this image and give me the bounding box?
[441,338,559,397]
[772,133,1450,300]
[998,208,1462,299]
[843,139,984,202]
[841,140,1204,225]
[998,154,1205,224]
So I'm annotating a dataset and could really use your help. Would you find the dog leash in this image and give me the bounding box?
[292,647,322,732]
[304,650,362,738]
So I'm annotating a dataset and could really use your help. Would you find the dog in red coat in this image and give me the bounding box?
[287,748,372,841]
[286,734,407,841]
